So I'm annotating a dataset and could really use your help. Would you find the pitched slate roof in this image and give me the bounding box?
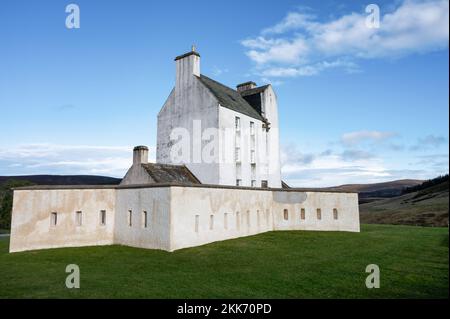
[239,85,269,97]
[281,181,291,189]
[141,163,201,184]
[197,75,265,121]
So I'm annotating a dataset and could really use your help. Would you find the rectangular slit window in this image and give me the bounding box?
[210,214,214,230]
[257,210,260,227]
[224,213,228,230]
[333,208,338,220]
[283,209,288,220]
[100,210,106,226]
[236,212,240,230]
[246,210,250,227]
[51,212,57,226]
[128,210,132,227]
[301,208,305,220]
[195,215,199,233]
[143,211,148,228]
[235,117,240,131]
[317,209,322,220]
[76,211,82,226]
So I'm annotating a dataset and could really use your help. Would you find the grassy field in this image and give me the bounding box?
[0,224,448,299]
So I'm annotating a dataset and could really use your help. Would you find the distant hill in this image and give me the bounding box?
[360,176,449,227]
[323,179,423,204]
[0,175,122,186]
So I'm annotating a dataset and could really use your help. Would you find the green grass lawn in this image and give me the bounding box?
[0,224,448,299]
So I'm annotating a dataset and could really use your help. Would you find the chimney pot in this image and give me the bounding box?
[236,81,257,93]
[133,146,149,165]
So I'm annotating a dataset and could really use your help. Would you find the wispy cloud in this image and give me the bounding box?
[280,144,389,187]
[0,143,151,177]
[211,66,229,77]
[410,134,447,150]
[281,132,448,187]
[241,0,449,79]
[55,104,76,112]
[341,149,374,161]
[341,130,397,146]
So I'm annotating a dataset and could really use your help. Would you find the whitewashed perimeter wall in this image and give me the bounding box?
[169,186,359,251]
[114,187,171,251]
[9,188,116,253]
[9,186,359,253]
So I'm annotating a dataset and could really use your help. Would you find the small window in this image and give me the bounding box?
[236,212,240,230]
[257,210,260,227]
[209,214,214,230]
[246,210,250,227]
[235,148,241,162]
[143,211,148,228]
[100,210,106,226]
[224,213,228,230]
[235,117,240,131]
[283,209,288,220]
[250,121,255,135]
[333,208,338,220]
[251,180,256,187]
[76,211,82,226]
[250,150,256,163]
[236,179,242,186]
[128,210,132,227]
[261,180,268,188]
[51,212,57,226]
[317,209,322,220]
[301,208,306,220]
[195,215,199,233]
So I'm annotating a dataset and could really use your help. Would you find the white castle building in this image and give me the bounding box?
[9,48,360,253]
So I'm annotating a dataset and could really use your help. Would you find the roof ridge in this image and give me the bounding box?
[197,74,265,121]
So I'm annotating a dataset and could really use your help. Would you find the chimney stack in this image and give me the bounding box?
[133,146,148,165]
[175,45,200,89]
[236,81,257,93]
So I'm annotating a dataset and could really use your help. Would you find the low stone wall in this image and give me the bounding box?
[9,188,116,253]
[169,186,359,251]
[114,187,171,251]
[9,184,359,253]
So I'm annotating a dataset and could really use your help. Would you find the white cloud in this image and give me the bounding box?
[211,66,229,76]
[262,12,317,35]
[280,144,391,187]
[341,130,398,146]
[241,0,449,78]
[280,142,448,187]
[260,59,359,77]
[0,143,155,177]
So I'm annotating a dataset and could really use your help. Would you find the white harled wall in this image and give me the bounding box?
[9,188,116,253]
[10,185,359,253]
[114,187,171,251]
[168,186,359,251]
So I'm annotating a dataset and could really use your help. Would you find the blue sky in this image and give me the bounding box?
[0,0,448,187]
